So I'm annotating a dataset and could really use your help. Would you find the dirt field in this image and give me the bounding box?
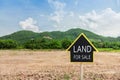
[0,50,120,80]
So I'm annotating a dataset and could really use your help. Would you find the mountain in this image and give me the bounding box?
[0,28,119,43]
[0,30,39,43]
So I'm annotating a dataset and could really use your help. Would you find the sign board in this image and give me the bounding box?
[67,33,98,62]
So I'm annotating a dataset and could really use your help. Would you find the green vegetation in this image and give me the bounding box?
[98,48,120,52]
[61,39,72,49]
[0,39,17,49]
[0,28,120,50]
[93,41,120,50]
[24,38,61,49]
[63,74,70,80]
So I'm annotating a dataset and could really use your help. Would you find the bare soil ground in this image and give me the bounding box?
[0,50,120,80]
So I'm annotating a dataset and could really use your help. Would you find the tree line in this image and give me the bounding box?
[0,39,71,49]
[0,39,120,49]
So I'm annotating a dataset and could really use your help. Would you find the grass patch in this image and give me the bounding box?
[98,48,120,52]
[0,48,120,52]
[63,74,70,80]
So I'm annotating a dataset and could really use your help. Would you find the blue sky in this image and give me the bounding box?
[0,0,120,37]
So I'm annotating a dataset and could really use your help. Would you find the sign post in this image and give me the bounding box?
[66,33,98,80]
[80,63,83,80]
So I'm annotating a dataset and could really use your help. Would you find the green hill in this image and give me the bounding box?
[0,30,39,43]
[0,28,119,43]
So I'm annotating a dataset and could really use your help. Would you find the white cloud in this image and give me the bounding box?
[48,0,66,10]
[48,0,66,25]
[45,2,120,37]
[19,17,39,32]
[50,10,65,24]
[79,8,120,37]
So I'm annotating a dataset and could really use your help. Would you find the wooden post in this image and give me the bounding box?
[80,63,83,80]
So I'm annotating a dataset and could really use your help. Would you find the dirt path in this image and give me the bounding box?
[0,50,120,80]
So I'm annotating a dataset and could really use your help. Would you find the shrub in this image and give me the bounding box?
[61,39,72,49]
[0,39,18,49]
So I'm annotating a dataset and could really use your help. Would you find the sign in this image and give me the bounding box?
[67,33,98,62]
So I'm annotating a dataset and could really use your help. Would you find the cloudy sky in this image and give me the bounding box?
[0,0,120,37]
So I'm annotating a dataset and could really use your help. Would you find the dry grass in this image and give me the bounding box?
[0,50,120,80]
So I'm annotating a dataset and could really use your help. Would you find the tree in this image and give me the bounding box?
[0,39,18,49]
[48,40,61,49]
[24,39,36,49]
[61,39,71,49]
